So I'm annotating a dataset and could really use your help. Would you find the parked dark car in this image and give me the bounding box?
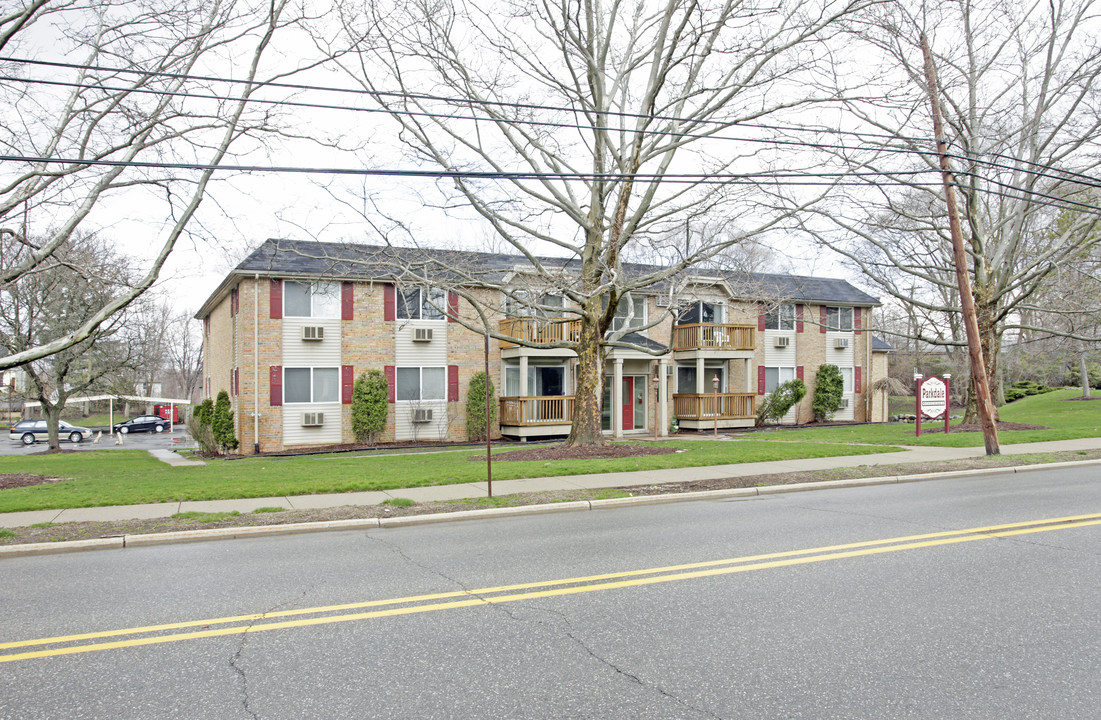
[9,418,91,445]
[112,414,170,434]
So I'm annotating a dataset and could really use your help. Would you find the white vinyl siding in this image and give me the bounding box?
[394,319,448,440]
[281,317,342,446]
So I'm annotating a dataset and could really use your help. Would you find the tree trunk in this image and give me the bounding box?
[46,402,62,450]
[566,312,606,447]
[1081,352,1092,399]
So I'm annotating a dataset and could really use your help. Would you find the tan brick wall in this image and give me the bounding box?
[792,304,875,423]
[231,277,285,454]
[446,287,504,441]
[341,281,397,443]
[202,290,235,404]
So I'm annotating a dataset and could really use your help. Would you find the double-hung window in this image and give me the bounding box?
[284,368,339,403]
[764,367,797,394]
[612,295,646,332]
[396,367,446,401]
[765,304,795,330]
[398,288,445,320]
[826,306,854,331]
[840,367,854,394]
[284,281,340,318]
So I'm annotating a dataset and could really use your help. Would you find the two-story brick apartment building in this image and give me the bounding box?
[197,239,889,454]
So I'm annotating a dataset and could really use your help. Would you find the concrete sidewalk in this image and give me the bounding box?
[4,436,1100,530]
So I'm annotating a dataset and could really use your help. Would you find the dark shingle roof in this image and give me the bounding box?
[873,336,894,352]
[203,238,879,314]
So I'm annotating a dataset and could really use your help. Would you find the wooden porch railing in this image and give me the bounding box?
[499,318,582,348]
[673,323,755,351]
[499,395,576,426]
[672,393,756,419]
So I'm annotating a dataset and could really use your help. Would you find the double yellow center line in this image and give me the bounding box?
[3,512,1099,663]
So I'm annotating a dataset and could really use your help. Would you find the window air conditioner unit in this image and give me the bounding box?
[413,327,433,342]
[834,337,850,349]
[839,398,850,409]
[412,408,433,423]
[302,326,324,341]
[302,412,324,427]
[774,335,790,348]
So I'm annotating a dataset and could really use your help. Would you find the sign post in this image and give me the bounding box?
[917,375,949,437]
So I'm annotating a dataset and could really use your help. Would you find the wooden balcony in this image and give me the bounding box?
[673,393,756,420]
[673,323,755,351]
[499,395,576,426]
[499,317,582,348]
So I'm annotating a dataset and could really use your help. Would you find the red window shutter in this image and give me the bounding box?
[383,283,396,321]
[855,366,862,393]
[447,292,459,322]
[270,279,283,319]
[796,304,804,333]
[342,282,354,320]
[269,366,282,406]
[820,306,827,333]
[448,365,459,401]
[342,365,354,404]
[796,365,804,381]
[757,366,766,395]
[757,304,766,332]
[854,307,862,335]
[385,365,395,403]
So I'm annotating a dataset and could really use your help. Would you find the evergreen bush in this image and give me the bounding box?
[352,370,389,443]
[465,371,497,441]
[211,390,239,453]
[189,398,217,455]
[755,378,807,426]
[812,364,844,421]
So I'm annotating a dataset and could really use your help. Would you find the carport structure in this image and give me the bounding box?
[21,394,192,432]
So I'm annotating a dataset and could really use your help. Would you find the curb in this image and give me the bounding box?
[3,458,1100,558]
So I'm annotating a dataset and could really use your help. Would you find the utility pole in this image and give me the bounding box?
[920,34,1000,455]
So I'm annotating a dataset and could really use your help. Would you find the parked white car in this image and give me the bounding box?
[8,419,91,445]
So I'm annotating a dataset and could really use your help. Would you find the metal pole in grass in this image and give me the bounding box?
[713,375,720,437]
[485,330,493,498]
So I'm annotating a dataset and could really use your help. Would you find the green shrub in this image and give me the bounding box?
[812,364,844,421]
[756,378,807,426]
[1004,380,1056,403]
[212,390,239,454]
[465,371,497,441]
[189,398,217,455]
[352,370,389,443]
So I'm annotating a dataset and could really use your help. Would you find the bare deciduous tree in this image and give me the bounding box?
[800,0,1101,421]
[0,0,301,370]
[323,0,867,445]
[0,234,142,448]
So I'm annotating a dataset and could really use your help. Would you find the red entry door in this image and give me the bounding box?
[622,377,633,429]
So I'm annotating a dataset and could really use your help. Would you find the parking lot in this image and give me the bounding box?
[1,425,197,456]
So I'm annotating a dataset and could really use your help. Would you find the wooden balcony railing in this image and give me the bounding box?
[499,395,576,426]
[672,393,756,420]
[673,323,755,351]
[499,318,583,348]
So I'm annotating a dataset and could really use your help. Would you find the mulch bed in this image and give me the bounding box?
[950,421,1048,432]
[0,474,65,490]
[481,444,680,462]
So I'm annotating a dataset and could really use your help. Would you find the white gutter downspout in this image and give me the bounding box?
[254,273,260,454]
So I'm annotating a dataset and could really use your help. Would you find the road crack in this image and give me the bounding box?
[365,532,722,718]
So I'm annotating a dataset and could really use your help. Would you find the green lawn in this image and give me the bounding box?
[764,387,1101,447]
[0,439,900,513]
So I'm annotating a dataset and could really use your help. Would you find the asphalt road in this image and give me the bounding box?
[1,467,1099,719]
[0,426,195,455]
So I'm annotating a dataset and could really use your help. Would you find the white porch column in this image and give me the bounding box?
[659,359,669,437]
[613,358,624,438]
[519,356,529,396]
[746,358,754,392]
[696,357,706,394]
